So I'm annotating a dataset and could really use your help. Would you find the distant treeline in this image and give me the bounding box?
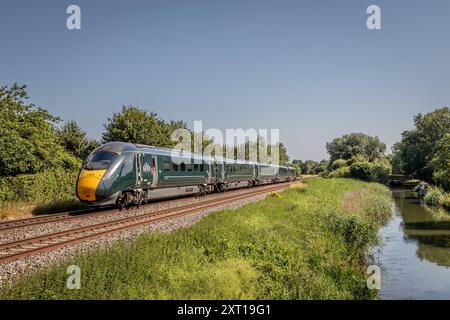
[293,107,450,196]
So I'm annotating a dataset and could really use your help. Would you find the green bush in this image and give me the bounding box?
[327,166,351,178]
[0,177,13,202]
[330,159,348,171]
[369,159,391,182]
[328,159,390,183]
[349,161,372,181]
[0,168,80,205]
[430,133,450,192]
[441,194,450,211]
[424,187,445,206]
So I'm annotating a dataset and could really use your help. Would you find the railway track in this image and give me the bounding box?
[0,182,293,264]
[0,183,289,232]
[0,207,112,232]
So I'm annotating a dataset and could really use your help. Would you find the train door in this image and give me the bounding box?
[221,162,225,180]
[207,162,212,182]
[139,153,153,188]
[151,155,158,187]
[136,153,143,186]
[213,163,218,182]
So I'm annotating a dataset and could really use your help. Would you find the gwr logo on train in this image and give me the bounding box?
[142,162,151,173]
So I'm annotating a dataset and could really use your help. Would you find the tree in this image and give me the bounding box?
[277,142,290,165]
[326,133,386,162]
[392,107,450,180]
[102,106,187,147]
[325,132,390,182]
[0,83,81,176]
[58,120,100,160]
[430,133,450,191]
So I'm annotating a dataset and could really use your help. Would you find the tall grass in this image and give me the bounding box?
[0,178,392,300]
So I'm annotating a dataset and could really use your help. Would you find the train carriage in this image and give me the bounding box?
[76,142,295,208]
[278,166,289,181]
[256,164,278,185]
[223,159,256,190]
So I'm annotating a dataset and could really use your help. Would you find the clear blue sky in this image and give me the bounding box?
[1,0,449,160]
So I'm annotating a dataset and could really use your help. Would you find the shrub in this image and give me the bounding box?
[349,161,372,181]
[431,133,450,192]
[441,194,450,211]
[0,177,13,202]
[268,192,282,199]
[424,186,445,206]
[327,166,351,178]
[0,168,80,205]
[369,159,391,182]
[330,159,348,171]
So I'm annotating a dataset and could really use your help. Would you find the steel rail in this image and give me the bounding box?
[0,183,289,232]
[0,183,293,264]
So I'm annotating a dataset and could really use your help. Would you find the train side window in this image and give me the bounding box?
[172,163,178,172]
[187,164,192,172]
[180,163,186,171]
[163,159,171,172]
[194,164,199,172]
[152,157,156,167]
[119,154,134,178]
[200,164,204,172]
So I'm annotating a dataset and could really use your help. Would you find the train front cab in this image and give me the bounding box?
[76,143,139,206]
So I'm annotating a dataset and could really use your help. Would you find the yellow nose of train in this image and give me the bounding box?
[76,170,106,201]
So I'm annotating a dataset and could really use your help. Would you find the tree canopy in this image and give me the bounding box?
[324,133,390,182]
[326,133,386,162]
[58,120,100,160]
[392,107,450,182]
[102,106,187,148]
[430,133,450,191]
[0,84,81,176]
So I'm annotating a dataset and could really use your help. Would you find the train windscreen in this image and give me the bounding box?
[84,151,119,170]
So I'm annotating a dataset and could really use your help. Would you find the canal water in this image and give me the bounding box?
[376,196,450,299]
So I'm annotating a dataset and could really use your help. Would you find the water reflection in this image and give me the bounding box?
[377,197,450,299]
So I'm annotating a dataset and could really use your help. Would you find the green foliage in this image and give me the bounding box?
[326,133,386,162]
[392,107,450,182]
[222,136,290,165]
[326,158,390,183]
[58,120,99,160]
[424,187,445,206]
[330,159,348,171]
[368,158,391,182]
[325,132,391,183]
[441,194,450,211]
[0,84,82,176]
[348,161,372,181]
[0,179,392,300]
[102,106,187,147]
[327,166,351,178]
[268,192,282,199]
[0,168,79,204]
[430,134,450,192]
[292,159,329,175]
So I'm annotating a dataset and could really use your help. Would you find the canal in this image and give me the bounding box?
[376,196,450,299]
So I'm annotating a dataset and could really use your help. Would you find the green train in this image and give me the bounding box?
[76,142,296,208]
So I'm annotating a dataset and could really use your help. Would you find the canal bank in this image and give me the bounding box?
[376,196,450,299]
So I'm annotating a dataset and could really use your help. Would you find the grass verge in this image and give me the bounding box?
[0,178,392,299]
